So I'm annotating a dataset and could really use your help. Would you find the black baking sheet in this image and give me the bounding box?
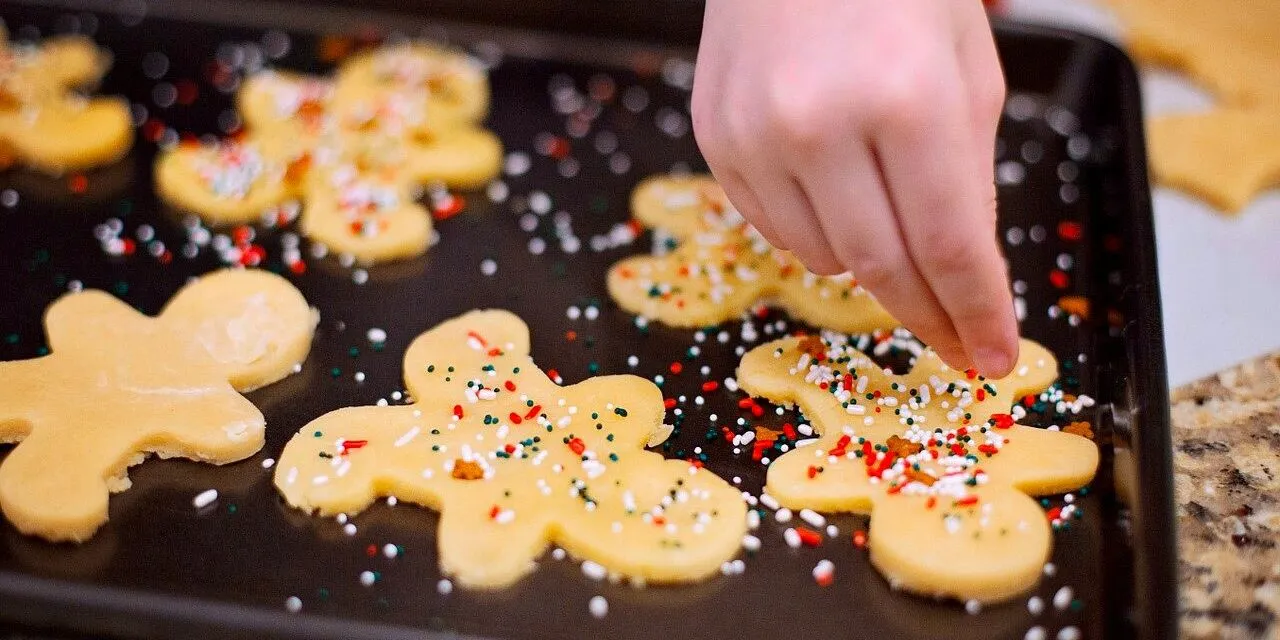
[0,2,1175,639]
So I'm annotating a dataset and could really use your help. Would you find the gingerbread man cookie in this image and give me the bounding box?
[0,28,132,173]
[0,270,316,542]
[275,309,746,588]
[155,45,500,262]
[737,332,1097,603]
[608,175,898,332]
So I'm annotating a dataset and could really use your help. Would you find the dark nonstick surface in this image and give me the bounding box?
[0,3,1174,639]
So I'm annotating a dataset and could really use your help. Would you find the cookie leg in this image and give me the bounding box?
[0,427,130,542]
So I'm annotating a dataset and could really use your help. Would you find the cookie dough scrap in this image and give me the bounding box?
[608,175,898,332]
[154,43,501,263]
[1103,0,1280,211]
[0,270,316,542]
[737,332,1097,603]
[0,28,132,173]
[276,309,747,588]
[1147,108,1280,213]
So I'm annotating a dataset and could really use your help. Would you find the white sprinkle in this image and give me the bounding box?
[759,493,780,511]
[826,524,838,537]
[589,595,608,619]
[387,496,398,507]
[783,528,802,548]
[437,579,453,595]
[742,535,761,552]
[746,510,760,530]
[261,458,275,469]
[799,509,826,528]
[582,560,607,581]
[192,489,218,509]
[552,548,567,561]
[1053,586,1073,610]
[359,570,376,587]
[775,508,792,523]
[480,258,498,276]
[1027,596,1045,615]
[343,523,357,536]
[1024,627,1046,640]
[383,543,399,559]
[367,328,387,343]
[284,596,302,613]
[627,355,639,368]
[1043,562,1057,577]
[1057,627,1081,640]
[965,599,982,615]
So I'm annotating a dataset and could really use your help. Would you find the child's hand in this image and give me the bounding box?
[692,0,1017,376]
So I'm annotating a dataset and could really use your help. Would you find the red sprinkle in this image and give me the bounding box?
[504,380,517,392]
[1050,269,1070,289]
[525,405,541,420]
[1057,220,1083,241]
[567,438,586,455]
[852,530,867,548]
[955,495,980,507]
[669,362,683,375]
[990,413,1014,429]
[796,527,822,547]
[701,381,720,393]
[508,412,523,425]
[664,397,677,410]
[453,404,464,419]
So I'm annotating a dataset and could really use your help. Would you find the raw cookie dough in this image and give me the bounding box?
[154,44,501,262]
[275,309,747,588]
[333,42,490,129]
[737,332,1098,603]
[1103,0,1280,211]
[0,270,316,542]
[0,28,132,173]
[608,175,898,332]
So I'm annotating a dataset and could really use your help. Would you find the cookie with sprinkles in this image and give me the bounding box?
[0,270,316,542]
[332,42,491,129]
[275,309,747,588]
[154,44,501,262]
[737,332,1097,603]
[607,175,898,332]
[0,27,132,173]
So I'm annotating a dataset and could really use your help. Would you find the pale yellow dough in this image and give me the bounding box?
[737,333,1098,603]
[0,270,316,542]
[154,44,501,263]
[0,30,132,172]
[275,309,747,589]
[608,175,899,332]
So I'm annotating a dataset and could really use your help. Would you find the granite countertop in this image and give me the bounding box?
[1173,352,1280,638]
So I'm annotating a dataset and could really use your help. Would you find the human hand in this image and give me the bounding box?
[691,0,1017,376]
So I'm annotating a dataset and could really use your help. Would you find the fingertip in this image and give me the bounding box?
[972,343,1017,378]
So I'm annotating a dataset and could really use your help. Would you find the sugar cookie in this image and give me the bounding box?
[333,42,490,128]
[155,45,501,263]
[0,29,132,173]
[1103,0,1280,211]
[737,332,1097,603]
[0,270,316,542]
[608,175,898,332]
[1147,108,1280,213]
[276,309,746,588]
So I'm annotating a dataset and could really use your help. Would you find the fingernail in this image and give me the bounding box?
[973,346,1015,378]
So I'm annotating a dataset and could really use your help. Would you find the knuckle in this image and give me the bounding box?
[767,83,833,148]
[920,229,985,275]
[843,250,902,292]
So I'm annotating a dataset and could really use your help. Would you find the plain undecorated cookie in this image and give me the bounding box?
[737,331,1097,603]
[0,270,316,542]
[275,309,747,588]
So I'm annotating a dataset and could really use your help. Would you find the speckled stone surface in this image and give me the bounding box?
[1172,352,1280,639]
